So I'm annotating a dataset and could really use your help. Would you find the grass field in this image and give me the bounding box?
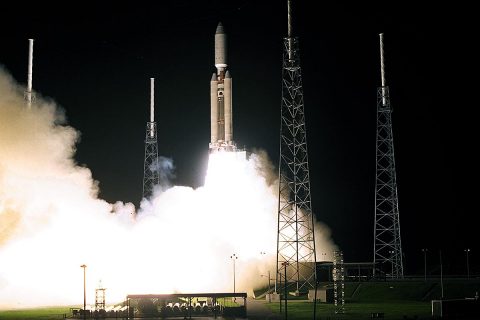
[0,306,72,319]
[266,300,431,319]
[0,302,432,320]
[1,280,478,319]
[260,279,480,319]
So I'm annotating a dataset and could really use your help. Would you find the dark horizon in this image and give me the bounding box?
[0,1,473,276]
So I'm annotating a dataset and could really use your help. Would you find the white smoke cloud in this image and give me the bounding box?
[0,66,336,309]
[148,156,176,191]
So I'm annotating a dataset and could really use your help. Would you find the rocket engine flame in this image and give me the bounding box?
[0,68,336,309]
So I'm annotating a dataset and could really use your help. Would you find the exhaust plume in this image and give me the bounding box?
[0,67,336,309]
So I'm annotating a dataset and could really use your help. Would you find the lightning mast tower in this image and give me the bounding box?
[95,281,106,312]
[142,78,160,199]
[373,33,404,279]
[25,39,35,108]
[276,0,317,295]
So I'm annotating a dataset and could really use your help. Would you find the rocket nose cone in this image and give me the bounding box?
[216,22,225,34]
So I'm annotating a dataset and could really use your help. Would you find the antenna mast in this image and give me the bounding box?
[287,0,293,60]
[25,39,34,108]
[373,33,404,279]
[150,77,155,123]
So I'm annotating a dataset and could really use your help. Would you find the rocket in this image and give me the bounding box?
[209,22,235,152]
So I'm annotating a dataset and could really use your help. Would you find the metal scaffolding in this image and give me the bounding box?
[95,288,106,311]
[333,250,345,314]
[276,0,316,295]
[373,33,404,279]
[95,282,106,311]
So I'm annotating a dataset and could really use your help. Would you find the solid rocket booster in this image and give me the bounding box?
[210,22,234,151]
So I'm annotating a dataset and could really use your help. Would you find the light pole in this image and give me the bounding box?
[422,249,428,282]
[261,271,272,293]
[439,250,444,299]
[387,250,394,279]
[464,249,471,279]
[259,252,271,293]
[281,261,289,320]
[230,254,238,299]
[80,264,87,320]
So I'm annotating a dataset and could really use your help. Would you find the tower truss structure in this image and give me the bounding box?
[95,286,106,311]
[333,250,345,314]
[373,33,404,279]
[276,0,316,295]
[142,78,160,199]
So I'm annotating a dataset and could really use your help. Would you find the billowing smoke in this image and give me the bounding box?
[0,67,336,309]
[149,156,176,190]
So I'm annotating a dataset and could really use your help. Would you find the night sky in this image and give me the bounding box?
[1,2,473,275]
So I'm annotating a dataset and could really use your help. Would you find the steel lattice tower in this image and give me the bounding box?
[142,78,160,199]
[333,250,345,314]
[373,33,404,279]
[95,281,106,312]
[276,0,316,295]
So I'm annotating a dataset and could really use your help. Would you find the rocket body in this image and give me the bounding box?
[210,23,235,152]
